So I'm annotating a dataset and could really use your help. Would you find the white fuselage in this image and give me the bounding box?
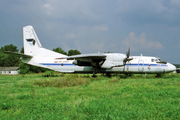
[20,26,176,75]
[23,54,176,74]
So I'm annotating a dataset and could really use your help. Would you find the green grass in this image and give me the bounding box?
[0,73,180,119]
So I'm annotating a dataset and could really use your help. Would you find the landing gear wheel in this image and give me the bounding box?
[92,74,97,77]
[92,67,97,77]
[156,74,162,77]
[106,73,111,78]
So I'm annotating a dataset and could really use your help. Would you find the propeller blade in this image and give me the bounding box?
[127,58,133,61]
[123,47,133,65]
[126,47,130,58]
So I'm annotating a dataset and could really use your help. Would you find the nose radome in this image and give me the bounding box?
[168,63,176,72]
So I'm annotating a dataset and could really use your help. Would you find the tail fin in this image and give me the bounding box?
[23,26,67,57]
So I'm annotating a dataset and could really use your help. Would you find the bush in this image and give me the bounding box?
[42,71,59,77]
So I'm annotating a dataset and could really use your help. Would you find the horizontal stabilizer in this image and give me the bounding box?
[4,51,33,58]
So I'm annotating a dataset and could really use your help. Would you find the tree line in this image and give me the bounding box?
[0,44,81,74]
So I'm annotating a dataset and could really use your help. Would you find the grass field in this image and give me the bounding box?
[0,73,180,119]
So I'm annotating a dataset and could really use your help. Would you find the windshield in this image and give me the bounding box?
[158,59,163,62]
[151,58,163,62]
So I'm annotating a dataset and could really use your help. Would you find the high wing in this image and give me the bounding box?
[4,51,33,58]
[57,53,107,68]
[57,53,106,60]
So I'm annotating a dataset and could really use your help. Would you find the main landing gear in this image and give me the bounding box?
[92,67,112,78]
[105,73,111,77]
[92,67,97,77]
[156,74,162,77]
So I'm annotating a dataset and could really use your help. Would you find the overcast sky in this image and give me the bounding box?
[0,0,180,63]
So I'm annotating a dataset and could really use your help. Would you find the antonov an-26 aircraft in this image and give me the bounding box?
[5,26,176,76]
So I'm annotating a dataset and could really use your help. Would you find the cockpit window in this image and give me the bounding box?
[158,59,163,62]
[152,58,163,62]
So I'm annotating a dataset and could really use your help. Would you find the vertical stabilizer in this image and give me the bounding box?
[23,26,42,55]
[23,26,67,57]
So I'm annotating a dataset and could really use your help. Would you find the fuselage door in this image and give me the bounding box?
[138,60,144,71]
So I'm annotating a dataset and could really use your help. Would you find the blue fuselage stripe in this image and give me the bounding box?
[41,63,167,67]
[41,63,74,66]
[126,64,167,66]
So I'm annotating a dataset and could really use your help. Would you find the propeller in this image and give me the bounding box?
[123,48,133,65]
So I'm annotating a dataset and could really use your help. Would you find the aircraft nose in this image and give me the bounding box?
[167,63,176,72]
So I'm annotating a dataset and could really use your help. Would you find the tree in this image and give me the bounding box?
[20,47,24,53]
[0,44,20,67]
[0,44,19,52]
[0,54,7,66]
[104,51,113,53]
[53,47,67,55]
[19,60,48,74]
[19,61,29,74]
[68,49,81,56]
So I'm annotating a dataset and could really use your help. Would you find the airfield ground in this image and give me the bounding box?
[0,73,180,119]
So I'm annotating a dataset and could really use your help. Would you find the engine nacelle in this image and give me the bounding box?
[73,53,126,68]
[101,53,125,68]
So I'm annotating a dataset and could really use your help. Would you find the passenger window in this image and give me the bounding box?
[151,59,154,62]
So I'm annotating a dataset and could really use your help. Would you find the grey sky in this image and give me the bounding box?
[0,0,180,63]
